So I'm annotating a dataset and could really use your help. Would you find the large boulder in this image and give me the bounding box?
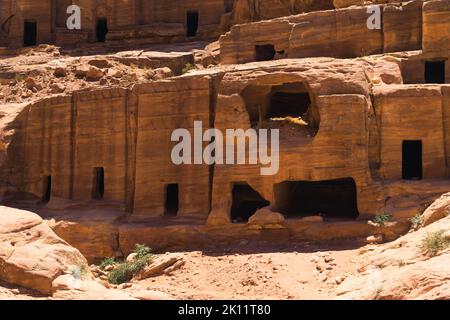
[248,207,285,229]
[422,193,450,227]
[0,206,89,294]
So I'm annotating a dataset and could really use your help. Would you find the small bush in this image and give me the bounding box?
[107,262,134,285]
[134,244,153,259]
[420,230,449,256]
[182,63,196,74]
[410,212,423,230]
[107,245,154,285]
[99,257,116,270]
[372,214,392,226]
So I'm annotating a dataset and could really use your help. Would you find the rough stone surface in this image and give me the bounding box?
[337,210,450,299]
[422,193,450,227]
[0,206,88,295]
[248,208,285,226]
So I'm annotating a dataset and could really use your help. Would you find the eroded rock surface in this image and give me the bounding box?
[0,206,88,294]
[337,212,450,299]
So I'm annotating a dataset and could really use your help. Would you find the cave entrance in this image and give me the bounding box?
[425,61,445,84]
[273,178,359,220]
[92,167,105,200]
[42,176,51,204]
[268,91,311,118]
[231,182,270,223]
[165,184,179,216]
[23,20,37,47]
[241,82,319,141]
[255,44,276,62]
[186,11,199,37]
[402,140,423,180]
[241,82,320,134]
[96,18,108,42]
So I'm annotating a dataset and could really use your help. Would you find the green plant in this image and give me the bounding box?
[107,255,153,285]
[410,212,423,230]
[182,63,196,74]
[99,257,116,270]
[372,214,392,226]
[134,244,152,259]
[420,230,449,256]
[107,245,154,285]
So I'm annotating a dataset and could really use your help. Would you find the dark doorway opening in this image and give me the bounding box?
[23,20,37,47]
[273,178,359,220]
[425,61,445,84]
[92,167,105,200]
[165,184,179,216]
[42,176,51,203]
[186,11,199,37]
[402,140,423,180]
[231,183,270,223]
[269,91,311,118]
[96,19,108,42]
[255,44,276,62]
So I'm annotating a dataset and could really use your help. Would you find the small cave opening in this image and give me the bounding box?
[165,184,179,216]
[42,176,51,204]
[241,82,319,142]
[96,18,108,42]
[402,140,423,180]
[268,91,311,118]
[92,167,105,200]
[425,61,445,84]
[273,178,359,220]
[231,182,270,223]
[186,11,199,37]
[23,20,37,47]
[255,44,276,62]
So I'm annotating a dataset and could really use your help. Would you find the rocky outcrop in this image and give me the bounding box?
[0,206,88,294]
[336,205,450,299]
[422,193,450,227]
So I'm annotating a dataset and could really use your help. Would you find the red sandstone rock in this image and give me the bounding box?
[422,193,450,227]
[0,206,88,295]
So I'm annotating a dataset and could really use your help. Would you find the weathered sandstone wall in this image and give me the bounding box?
[374,86,447,180]
[220,0,450,64]
[1,78,212,220]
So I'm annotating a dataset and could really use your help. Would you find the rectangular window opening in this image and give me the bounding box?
[402,140,423,180]
[96,18,108,42]
[92,167,105,200]
[425,60,445,84]
[186,11,199,37]
[165,184,179,216]
[42,176,51,203]
[23,20,37,47]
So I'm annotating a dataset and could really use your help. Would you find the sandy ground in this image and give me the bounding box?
[141,244,364,300]
[0,241,370,300]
